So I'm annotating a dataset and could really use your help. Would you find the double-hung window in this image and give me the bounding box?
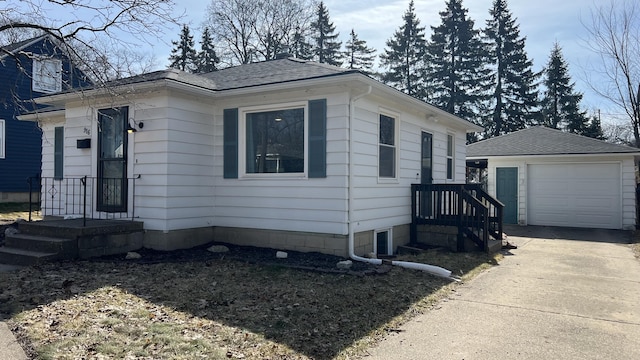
[243,105,306,175]
[0,119,5,159]
[379,114,396,178]
[446,133,454,180]
[33,57,62,93]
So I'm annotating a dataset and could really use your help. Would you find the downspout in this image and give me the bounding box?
[347,85,456,280]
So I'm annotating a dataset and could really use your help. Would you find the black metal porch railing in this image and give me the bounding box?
[410,183,504,251]
[27,176,139,226]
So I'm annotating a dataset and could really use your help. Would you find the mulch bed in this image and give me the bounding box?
[95,242,388,275]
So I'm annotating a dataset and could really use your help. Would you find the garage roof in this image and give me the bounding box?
[467,126,640,157]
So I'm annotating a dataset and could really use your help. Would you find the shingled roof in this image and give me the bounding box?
[200,57,357,90]
[0,35,49,59]
[467,126,640,157]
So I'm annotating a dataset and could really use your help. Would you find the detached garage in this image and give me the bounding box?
[467,127,640,230]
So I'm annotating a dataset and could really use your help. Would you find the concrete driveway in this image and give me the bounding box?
[364,225,640,360]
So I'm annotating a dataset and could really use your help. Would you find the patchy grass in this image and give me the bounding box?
[1,248,501,360]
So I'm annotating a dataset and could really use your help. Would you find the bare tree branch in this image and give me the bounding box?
[584,0,640,146]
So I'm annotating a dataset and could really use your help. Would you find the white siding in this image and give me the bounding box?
[212,89,351,235]
[134,94,215,231]
[47,82,474,240]
[349,96,470,234]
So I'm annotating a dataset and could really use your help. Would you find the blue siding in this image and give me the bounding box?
[0,37,89,193]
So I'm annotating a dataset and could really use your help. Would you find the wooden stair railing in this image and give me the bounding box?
[411,183,503,252]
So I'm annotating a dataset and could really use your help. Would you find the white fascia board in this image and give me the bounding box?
[467,153,640,161]
[364,78,483,133]
[32,78,218,106]
[17,109,66,122]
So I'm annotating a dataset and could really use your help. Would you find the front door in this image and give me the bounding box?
[97,107,128,212]
[420,132,433,217]
[496,167,518,224]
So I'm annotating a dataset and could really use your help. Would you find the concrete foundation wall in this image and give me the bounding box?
[144,227,215,251]
[137,224,413,257]
[78,232,143,259]
[417,225,459,251]
[213,227,349,257]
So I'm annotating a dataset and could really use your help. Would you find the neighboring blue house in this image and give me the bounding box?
[0,35,89,202]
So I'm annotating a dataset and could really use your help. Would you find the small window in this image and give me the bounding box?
[379,114,396,178]
[446,133,454,180]
[243,105,306,175]
[54,127,64,179]
[0,119,5,159]
[374,229,392,256]
[33,57,62,93]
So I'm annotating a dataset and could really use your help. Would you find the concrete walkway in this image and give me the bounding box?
[0,265,27,360]
[364,226,640,360]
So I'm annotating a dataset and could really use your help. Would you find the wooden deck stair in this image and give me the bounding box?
[411,183,505,253]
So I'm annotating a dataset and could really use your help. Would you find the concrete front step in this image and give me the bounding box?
[5,234,78,258]
[0,247,59,266]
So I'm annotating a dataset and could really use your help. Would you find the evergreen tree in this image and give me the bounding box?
[344,29,376,74]
[379,0,428,98]
[540,42,588,133]
[310,1,343,66]
[483,0,539,137]
[583,113,606,140]
[425,0,491,131]
[291,27,314,60]
[195,27,220,73]
[168,24,198,72]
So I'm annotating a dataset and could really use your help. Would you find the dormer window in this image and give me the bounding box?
[33,57,62,93]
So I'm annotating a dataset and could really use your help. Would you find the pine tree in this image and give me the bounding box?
[583,113,606,140]
[379,0,428,98]
[483,0,539,137]
[169,24,198,72]
[195,27,220,73]
[425,0,491,131]
[310,1,343,66]
[291,27,314,60]
[540,42,588,132]
[344,29,376,74]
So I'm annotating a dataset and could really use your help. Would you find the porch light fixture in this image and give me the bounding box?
[126,119,144,133]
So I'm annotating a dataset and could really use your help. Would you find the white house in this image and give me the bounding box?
[467,126,640,230]
[23,58,482,257]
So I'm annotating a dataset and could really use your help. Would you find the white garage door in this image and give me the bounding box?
[528,163,622,229]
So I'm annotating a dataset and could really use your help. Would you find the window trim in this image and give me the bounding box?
[446,132,455,181]
[32,57,62,93]
[374,228,393,256]
[0,119,5,159]
[378,110,399,181]
[238,101,309,179]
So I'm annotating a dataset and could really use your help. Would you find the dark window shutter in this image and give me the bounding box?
[308,99,326,178]
[54,126,64,179]
[223,108,238,179]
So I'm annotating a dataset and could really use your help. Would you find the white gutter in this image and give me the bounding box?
[346,86,457,281]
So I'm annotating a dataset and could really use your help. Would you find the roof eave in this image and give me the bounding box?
[17,108,66,122]
[32,77,218,105]
[467,152,640,160]
[214,72,483,132]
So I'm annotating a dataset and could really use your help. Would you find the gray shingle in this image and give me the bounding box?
[467,126,640,157]
[200,57,356,90]
[63,58,356,93]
